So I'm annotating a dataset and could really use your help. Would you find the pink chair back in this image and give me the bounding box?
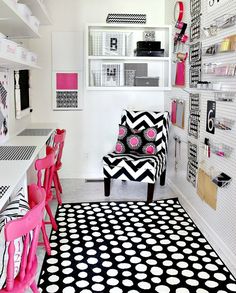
[35,146,55,198]
[1,184,45,292]
[53,129,66,169]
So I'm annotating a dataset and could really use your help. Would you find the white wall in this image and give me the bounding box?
[29,0,166,178]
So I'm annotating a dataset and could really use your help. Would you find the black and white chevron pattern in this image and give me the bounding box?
[103,111,169,183]
[106,13,146,24]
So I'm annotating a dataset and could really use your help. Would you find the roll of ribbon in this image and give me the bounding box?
[174,1,184,22]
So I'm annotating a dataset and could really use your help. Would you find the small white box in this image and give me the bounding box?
[27,51,37,64]
[0,39,18,55]
[17,3,32,22]
[16,46,28,61]
[30,16,40,31]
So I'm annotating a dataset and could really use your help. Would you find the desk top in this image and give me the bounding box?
[0,123,56,210]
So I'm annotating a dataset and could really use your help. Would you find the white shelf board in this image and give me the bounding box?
[0,53,40,69]
[19,0,52,25]
[182,88,236,93]
[88,56,170,61]
[87,86,172,91]
[0,0,40,38]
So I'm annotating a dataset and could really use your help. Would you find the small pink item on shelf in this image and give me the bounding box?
[171,100,177,124]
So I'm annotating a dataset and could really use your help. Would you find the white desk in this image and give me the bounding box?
[0,123,56,210]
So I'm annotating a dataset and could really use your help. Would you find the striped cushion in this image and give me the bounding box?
[0,188,30,289]
[103,152,166,183]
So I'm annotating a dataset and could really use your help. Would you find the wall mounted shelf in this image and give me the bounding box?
[0,52,40,69]
[19,0,52,25]
[0,0,40,38]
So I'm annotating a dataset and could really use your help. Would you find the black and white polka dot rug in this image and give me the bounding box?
[38,198,236,293]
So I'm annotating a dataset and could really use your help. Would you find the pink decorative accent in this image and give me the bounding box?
[147,129,155,139]
[130,136,139,147]
[119,128,125,136]
[52,129,66,205]
[171,101,177,124]
[56,73,78,90]
[115,142,123,153]
[35,146,58,256]
[146,145,155,154]
[0,184,45,293]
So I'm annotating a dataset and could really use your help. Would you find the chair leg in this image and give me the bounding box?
[56,171,63,193]
[53,173,62,205]
[45,202,58,231]
[160,169,166,186]
[104,178,111,197]
[30,280,39,293]
[147,183,155,203]
[41,221,51,255]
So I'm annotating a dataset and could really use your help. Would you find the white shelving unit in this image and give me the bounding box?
[86,23,172,91]
[19,0,52,25]
[0,0,40,38]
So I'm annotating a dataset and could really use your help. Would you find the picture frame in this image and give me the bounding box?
[52,71,83,111]
[102,32,126,56]
[101,63,124,87]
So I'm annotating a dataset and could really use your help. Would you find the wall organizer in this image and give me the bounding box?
[187,158,198,187]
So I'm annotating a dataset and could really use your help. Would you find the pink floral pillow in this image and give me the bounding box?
[115,125,158,155]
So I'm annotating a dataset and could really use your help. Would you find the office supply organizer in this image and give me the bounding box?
[187,159,198,187]
[189,93,200,111]
[0,146,36,160]
[190,0,201,16]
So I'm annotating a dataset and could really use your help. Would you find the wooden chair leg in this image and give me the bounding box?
[41,221,51,255]
[53,173,62,205]
[30,280,39,293]
[45,202,58,231]
[104,178,111,197]
[147,183,155,203]
[160,169,166,186]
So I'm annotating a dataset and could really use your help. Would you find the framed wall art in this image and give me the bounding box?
[52,72,83,110]
[0,71,9,143]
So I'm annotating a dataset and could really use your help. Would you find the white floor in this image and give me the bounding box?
[34,179,236,291]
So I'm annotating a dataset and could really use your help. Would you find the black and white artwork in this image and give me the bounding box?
[103,32,125,56]
[101,63,124,87]
[0,72,9,142]
[143,31,155,41]
[206,100,216,134]
[0,185,10,199]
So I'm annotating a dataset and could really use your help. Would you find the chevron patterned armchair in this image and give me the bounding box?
[103,110,170,202]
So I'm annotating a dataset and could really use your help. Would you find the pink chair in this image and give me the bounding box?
[35,146,58,255]
[52,129,66,205]
[0,184,45,293]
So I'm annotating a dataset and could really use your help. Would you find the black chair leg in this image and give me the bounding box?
[104,178,111,197]
[147,183,155,203]
[160,169,166,186]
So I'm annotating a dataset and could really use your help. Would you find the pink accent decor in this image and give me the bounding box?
[146,145,155,154]
[0,184,45,293]
[52,129,66,205]
[147,129,155,139]
[115,142,124,153]
[34,146,58,255]
[56,73,78,90]
[171,101,177,124]
[175,61,186,86]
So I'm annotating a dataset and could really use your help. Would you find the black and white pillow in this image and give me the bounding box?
[0,188,30,289]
